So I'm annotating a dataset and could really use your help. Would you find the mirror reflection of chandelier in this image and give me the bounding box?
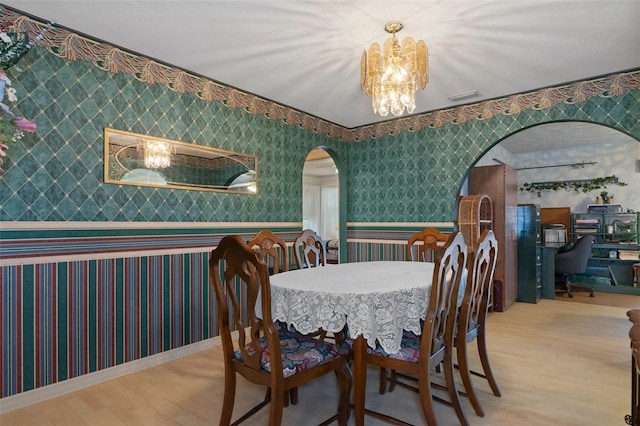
[360,21,428,117]
[142,139,172,169]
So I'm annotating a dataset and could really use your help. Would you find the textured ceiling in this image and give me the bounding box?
[4,1,639,130]
[500,122,637,154]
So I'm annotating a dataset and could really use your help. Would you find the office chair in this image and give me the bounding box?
[555,235,595,298]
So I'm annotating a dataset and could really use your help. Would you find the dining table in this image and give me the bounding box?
[260,260,436,426]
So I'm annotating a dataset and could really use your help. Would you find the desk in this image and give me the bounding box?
[264,261,434,426]
[540,242,570,299]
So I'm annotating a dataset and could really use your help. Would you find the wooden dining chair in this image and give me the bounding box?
[384,230,501,418]
[626,309,640,426]
[408,227,449,262]
[363,231,469,425]
[379,227,450,392]
[209,235,352,426]
[454,229,501,417]
[294,229,327,269]
[246,229,300,405]
[247,229,289,275]
[293,229,344,343]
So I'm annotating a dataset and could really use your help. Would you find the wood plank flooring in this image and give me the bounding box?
[555,289,640,309]
[1,297,638,425]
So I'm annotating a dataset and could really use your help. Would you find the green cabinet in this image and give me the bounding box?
[517,204,542,303]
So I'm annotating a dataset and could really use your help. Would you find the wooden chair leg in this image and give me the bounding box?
[477,328,501,397]
[289,387,298,405]
[443,354,469,426]
[268,386,285,426]
[220,372,236,426]
[379,368,387,394]
[388,369,397,392]
[417,370,438,426]
[457,340,484,416]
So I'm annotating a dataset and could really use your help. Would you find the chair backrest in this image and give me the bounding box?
[555,235,594,275]
[247,229,289,274]
[294,229,327,269]
[421,231,468,363]
[209,235,282,374]
[408,227,449,262]
[458,229,498,342]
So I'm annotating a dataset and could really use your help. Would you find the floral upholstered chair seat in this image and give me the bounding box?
[366,330,421,362]
[234,331,344,378]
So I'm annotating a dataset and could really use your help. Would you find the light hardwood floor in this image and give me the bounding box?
[555,289,640,309]
[1,297,638,425]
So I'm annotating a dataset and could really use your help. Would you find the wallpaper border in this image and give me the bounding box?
[3,8,639,143]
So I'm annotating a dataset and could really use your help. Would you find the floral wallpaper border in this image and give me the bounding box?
[2,8,640,143]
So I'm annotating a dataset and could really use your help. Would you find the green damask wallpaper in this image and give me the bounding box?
[0,47,344,222]
[346,90,640,222]
[0,43,638,224]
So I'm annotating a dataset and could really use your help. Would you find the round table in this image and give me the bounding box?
[260,260,440,426]
[263,261,436,426]
[265,261,434,354]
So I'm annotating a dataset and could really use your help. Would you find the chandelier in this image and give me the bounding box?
[141,139,172,169]
[360,21,428,117]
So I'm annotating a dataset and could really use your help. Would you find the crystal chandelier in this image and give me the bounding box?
[360,21,428,117]
[142,139,172,169]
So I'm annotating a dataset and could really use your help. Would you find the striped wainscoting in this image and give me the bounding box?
[346,222,455,262]
[1,221,452,400]
[1,254,211,397]
[0,222,300,399]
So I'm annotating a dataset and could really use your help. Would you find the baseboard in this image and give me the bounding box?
[0,337,221,413]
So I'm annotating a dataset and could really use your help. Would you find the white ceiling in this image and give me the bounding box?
[4,1,639,131]
[500,122,637,153]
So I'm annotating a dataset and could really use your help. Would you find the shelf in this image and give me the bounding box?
[569,212,640,284]
[458,194,493,249]
[571,211,639,246]
[592,243,640,249]
[590,257,639,263]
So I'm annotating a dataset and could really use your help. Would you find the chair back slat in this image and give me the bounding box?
[460,229,498,342]
[294,229,327,269]
[209,235,281,374]
[408,227,449,262]
[247,230,289,274]
[210,235,352,425]
[422,231,467,362]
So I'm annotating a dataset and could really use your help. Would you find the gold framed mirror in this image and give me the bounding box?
[104,128,258,194]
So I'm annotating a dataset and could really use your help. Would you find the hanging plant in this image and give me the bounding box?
[0,22,39,176]
[0,30,31,70]
[519,175,627,197]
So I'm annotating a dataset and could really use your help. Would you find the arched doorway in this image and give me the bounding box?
[302,148,340,262]
[461,121,640,294]
[463,121,639,212]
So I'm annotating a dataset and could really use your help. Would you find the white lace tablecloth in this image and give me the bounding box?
[261,261,434,354]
